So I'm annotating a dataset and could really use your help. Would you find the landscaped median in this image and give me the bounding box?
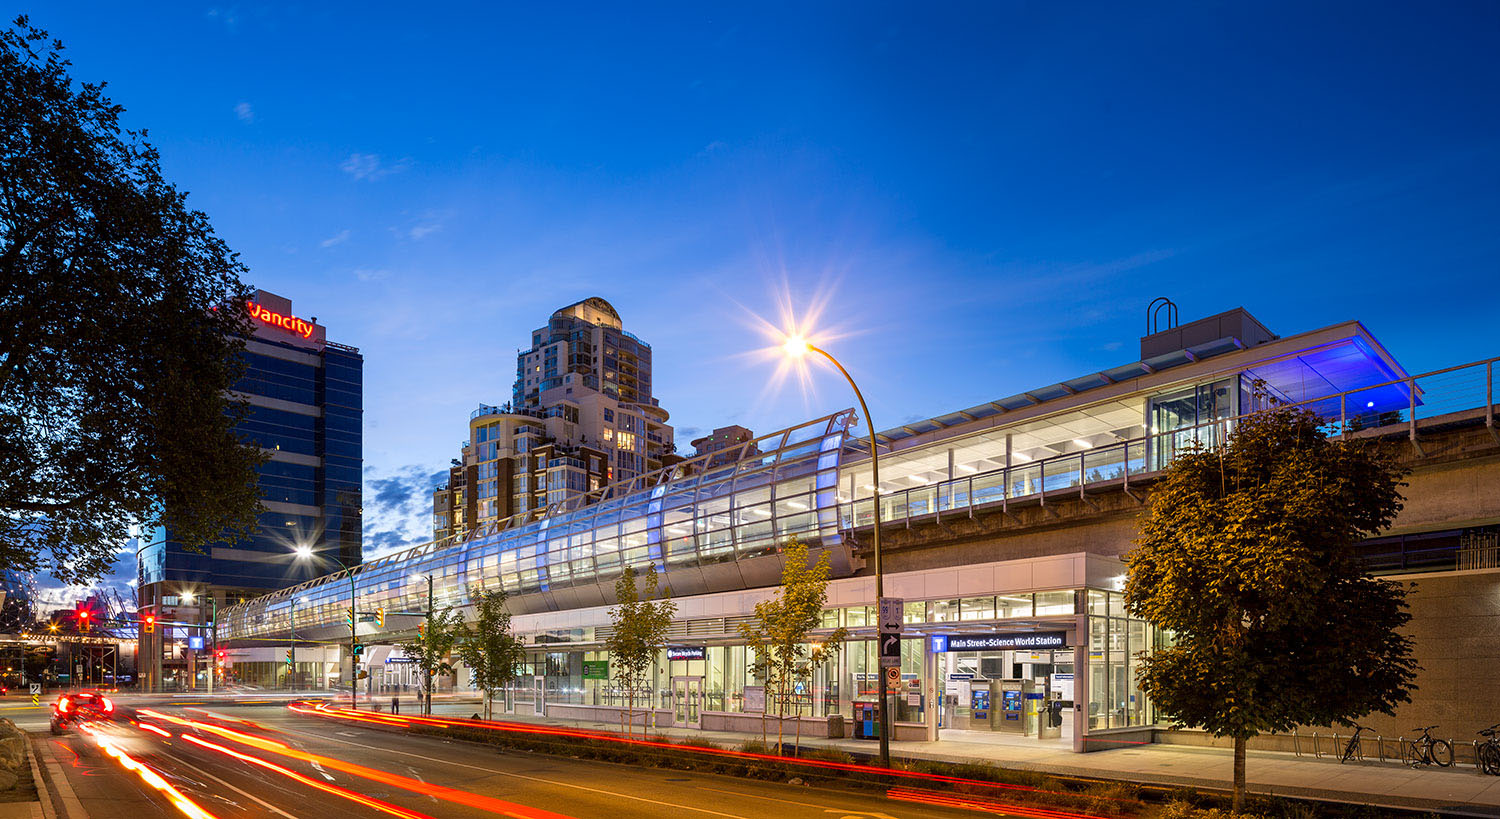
[289,700,1442,819]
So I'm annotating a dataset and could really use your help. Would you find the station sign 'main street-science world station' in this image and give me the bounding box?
[930,631,1067,653]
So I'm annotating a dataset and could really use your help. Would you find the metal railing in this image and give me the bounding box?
[1458,531,1500,571]
[840,355,1500,532]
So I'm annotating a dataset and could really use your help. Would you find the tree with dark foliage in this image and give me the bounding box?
[1125,401,1415,813]
[0,17,263,583]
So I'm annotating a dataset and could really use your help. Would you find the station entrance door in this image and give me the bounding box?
[672,676,704,729]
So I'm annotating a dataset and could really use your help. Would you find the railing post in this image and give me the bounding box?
[1487,360,1496,441]
[1079,456,1086,500]
[1038,461,1045,507]
[1340,393,1347,436]
[1408,378,1422,455]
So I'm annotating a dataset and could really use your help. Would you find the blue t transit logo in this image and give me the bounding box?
[930,635,948,653]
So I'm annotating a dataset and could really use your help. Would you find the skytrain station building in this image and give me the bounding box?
[219,307,1500,752]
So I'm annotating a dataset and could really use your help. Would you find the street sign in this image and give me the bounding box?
[877,597,903,634]
[884,665,900,687]
[29,683,39,705]
[878,596,903,668]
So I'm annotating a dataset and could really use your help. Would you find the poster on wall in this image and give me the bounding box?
[743,685,765,713]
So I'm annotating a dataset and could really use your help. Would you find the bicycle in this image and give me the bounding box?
[1340,724,1374,763]
[1407,725,1453,768]
[1478,724,1500,776]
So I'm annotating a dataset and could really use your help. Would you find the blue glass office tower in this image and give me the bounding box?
[137,290,361,690]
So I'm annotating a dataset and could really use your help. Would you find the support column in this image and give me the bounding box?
[925,637,939,742]
[1072,606,1089,753]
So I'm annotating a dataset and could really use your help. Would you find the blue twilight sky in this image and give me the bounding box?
[24,3,1500,605]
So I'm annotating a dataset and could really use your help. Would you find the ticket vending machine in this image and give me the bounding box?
[997,679,1033,733]
[970,687,991,725]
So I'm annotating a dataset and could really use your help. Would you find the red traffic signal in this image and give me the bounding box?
[143,614,156,633]
[77,610,90,632]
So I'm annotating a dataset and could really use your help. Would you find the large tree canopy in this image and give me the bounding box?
[1125,400,1416,811]
[0,18,262,583]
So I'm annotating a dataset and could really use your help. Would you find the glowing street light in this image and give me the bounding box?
[293,545,360,710]
[775,329,891,767]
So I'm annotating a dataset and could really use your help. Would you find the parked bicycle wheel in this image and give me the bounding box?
[1341,738,1360,763]
[1431,738,1454,767]
[1479,744,1500,775]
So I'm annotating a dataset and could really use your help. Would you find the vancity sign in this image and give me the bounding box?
[243,291,325,348]
[248,301,315,339]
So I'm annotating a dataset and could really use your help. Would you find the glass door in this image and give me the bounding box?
[672,676,703,728]
[533,675,546,717]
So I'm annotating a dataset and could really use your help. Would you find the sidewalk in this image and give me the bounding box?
[410,697,1500,817]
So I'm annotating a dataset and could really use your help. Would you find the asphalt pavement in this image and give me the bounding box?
[30,696,1027,819]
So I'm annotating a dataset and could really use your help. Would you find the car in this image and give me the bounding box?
[50,690,115,735]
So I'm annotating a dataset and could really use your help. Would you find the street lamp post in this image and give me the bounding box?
[782,336,890,768]
[295,546,360,710]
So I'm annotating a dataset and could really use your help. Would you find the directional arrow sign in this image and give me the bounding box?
[879,633,901,668]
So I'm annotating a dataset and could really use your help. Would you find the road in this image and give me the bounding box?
[29,696,1049,819]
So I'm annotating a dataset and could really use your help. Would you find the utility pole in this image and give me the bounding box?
[349,569,358,711]
[208,595,216,696]
[425,574,434,716]
[289,601,295,692]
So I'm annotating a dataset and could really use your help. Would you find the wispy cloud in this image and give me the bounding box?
[234,101,254,123]
[340,153,410,182]
[392,210,450,241]
[206,7,239,28]
[353,268,390,282]
[320,229,351,248]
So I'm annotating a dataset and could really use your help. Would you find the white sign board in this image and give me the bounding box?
[29,684,40,696]
[877,597,903,635]
[743,685,765,714]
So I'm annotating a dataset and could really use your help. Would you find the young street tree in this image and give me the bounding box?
[606,565,676,738]
[1125,402,1415,812]
[739,538,849,755]
[399,607,464,715]
[456,589,526,720]
[0,18,262,582]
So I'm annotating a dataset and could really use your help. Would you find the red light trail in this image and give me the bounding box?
[140,709,575,818]
[78,724,217,819]
[292,702,1121,818]
[178,734,434,819]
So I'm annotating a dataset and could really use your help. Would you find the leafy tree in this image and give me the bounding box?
[1125,401,1415,812]
[399,607,464,715]
[0,17,262,583]
[606,565,675,738]
[738,538,849,755]
[456,589,526,720]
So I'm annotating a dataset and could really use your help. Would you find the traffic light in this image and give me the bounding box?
[77,610,90,633]
[344,607,354,629]
[285,649,293,669]
[417,622,426,638]
[215,650,225,665]
[352,643,364,657]
[143,614,155,634]
[376,607,385,628]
